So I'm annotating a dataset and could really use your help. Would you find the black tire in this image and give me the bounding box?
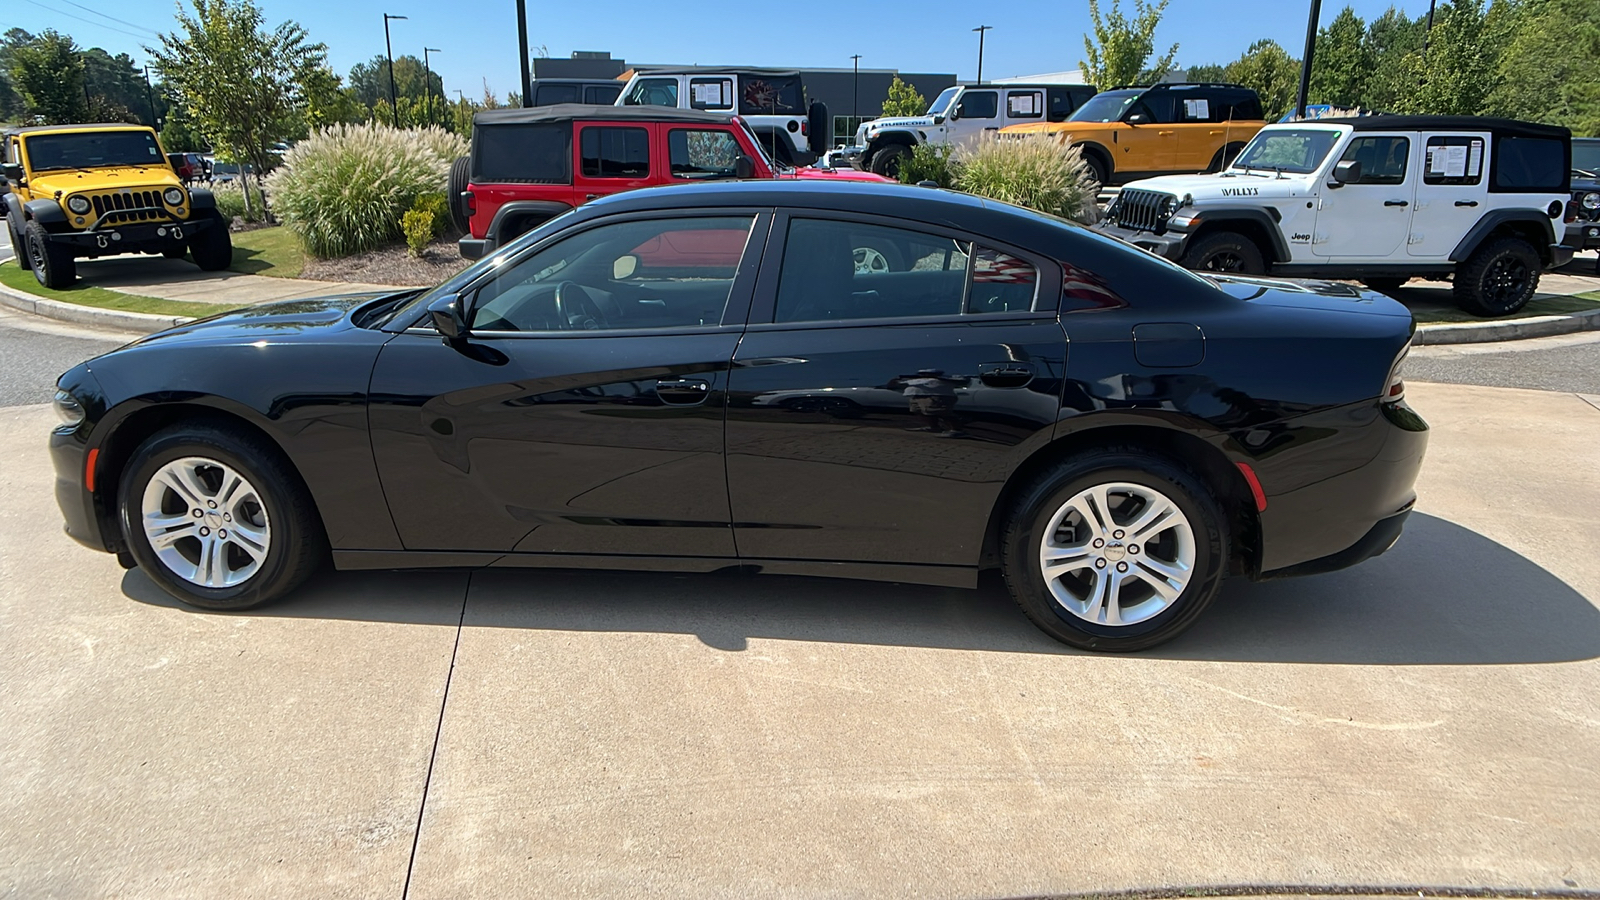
[10,222,32,271]
[1082,150,1110,186]
[1001,447,1230,652]
[162,247,188,260]
[1183,230,1266,275]
[24,220,75,289]
[1453,236,1539,317]
[118,422,327,611]
[188,212,233,271]
[447,155,471,234]
[869,143,910,179]
[1360,277,1408,293]
[806,101,830,156]
[1206,143,1245,173]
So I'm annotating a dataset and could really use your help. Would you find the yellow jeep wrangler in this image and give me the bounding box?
[2,123,232,289]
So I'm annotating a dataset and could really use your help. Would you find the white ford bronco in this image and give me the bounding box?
[618,66,829,166]
[849,83,1097,178]
[1095,115,1574,316]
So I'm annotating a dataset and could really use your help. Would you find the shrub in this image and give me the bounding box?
[952,133,1101,224]
[265,123,468,258]
[897,142,959,188]
[411,191,450,237]
[210,180,266,223]
[401,208,434,257]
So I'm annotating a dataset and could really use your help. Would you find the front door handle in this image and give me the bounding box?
[1455,200,1479,207]
[584,194,598,201]
[655,378,711,405]
[1158,130,1176,136]
[978,362,1035,388]
[1384,200,1409,207]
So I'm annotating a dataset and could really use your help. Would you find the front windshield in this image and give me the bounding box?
[1068,89,1141,123]
[24,130,163,171]
[1573,140,1600,176]
[926,87,959,117]
[1231,128,1342,174]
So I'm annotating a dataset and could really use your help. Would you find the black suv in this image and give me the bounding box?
[1565,136,1600,273]
[528,79,623,107]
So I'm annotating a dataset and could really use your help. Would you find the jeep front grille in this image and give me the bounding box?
[88,190,168,224]
[1108,188,1175,234]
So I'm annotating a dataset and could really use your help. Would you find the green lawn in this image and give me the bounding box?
[0,261,228,319]
[1402,287,1600,324]
[228,226,305,278]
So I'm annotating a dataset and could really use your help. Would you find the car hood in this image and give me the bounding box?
[1206,274,1413,318]
[120,293,395,349]
[1122,171,1313,202]
[865,115,935,133]
[28,165,183,195]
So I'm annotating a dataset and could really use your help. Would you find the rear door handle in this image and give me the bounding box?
[1158,130,1176,135]
[978,362,1035,388]
[655,378,711,405]
[1384,200,1409,207]
[1455,200,1479,207]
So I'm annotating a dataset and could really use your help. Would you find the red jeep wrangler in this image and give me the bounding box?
[452,104,888,259]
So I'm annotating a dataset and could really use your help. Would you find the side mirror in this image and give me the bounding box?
[1,163,22,182]
[931,114,945,125]
[613,254,639,279]
[735,154,755,179]
[1126,112,1151,126]
[1331,159,1362,186]
[950,105,964,121]
[428,293,468,341]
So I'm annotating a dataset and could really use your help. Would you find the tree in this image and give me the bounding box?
[82,48,148,124]
[346,54,443,117]
[1490,0,1600,134]
[1223,39,1302,121]
[150,0,327,217]
[9,30,89,124]
[1310,7,1369,107]
[881,75,926,117]
[1184,63,1227,84]
[1361,6,1427,112]
[1392,0,1502,115]
[1079,0,1178,89]
[160,102,208,151]
[0,29,34,120]
[300,64,363,134]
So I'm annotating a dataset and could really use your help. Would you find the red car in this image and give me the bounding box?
[452,104,889,259]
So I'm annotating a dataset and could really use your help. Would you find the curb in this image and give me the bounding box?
[1413,305,1600,345]
[0,281,193,333]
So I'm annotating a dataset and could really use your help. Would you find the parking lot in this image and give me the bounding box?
[3,372,1597,898]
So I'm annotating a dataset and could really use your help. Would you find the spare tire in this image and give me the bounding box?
[447,156,471,234]
[807,101,830,155]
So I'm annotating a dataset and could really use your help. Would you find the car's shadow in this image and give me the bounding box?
[122,513,1600,665]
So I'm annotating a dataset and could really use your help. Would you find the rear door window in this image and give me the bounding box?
[585,84,621,105]
[533,83,580,105]
[689,78,734,110]
[1005,90,1044,120]
[1423,135,1485,186]
[579,126,650,178]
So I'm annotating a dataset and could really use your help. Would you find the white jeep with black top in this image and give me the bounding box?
[1095,115,1574,316]
[618,66,829,166]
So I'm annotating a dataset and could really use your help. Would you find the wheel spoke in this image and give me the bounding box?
[1129,558,1185,602]
[1083,569,1124,625]
[1041,545,1095,579]
[1126,495,1178,542]
[216,470,245,510]
[227,524,268,563]
[158,466,208,508]
[148,519,199,550]
[196,537,226,588]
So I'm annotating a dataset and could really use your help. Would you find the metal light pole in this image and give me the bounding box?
[515,0,532,107]
[382,13,407,124]
[424,47,441,125]
[1293,0,1322,119]
[850,54,861,125]
[972,25,992,85]
[141,65,159,130]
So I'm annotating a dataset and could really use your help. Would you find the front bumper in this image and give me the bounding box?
[49,216,213,254]
[1563,220,1600,251]
[1093,221,1189,261]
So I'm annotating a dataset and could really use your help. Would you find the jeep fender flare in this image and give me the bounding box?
[23,198,67,227]
[1184,207,1292,264]
[1450,209,1558,263]
[486,200,573,251]
[187,187,218,211]
[2,191,23,221]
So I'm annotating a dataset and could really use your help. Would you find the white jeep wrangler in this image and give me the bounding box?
[850,83,1096,178]
[618,66,828,166]
[1095,116,1574,316]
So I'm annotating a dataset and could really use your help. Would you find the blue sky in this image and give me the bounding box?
[3,0,1432,99]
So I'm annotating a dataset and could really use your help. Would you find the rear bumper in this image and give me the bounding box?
[458,237,489,260]
[1093,222,1189,262]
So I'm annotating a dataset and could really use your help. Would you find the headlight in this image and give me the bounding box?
[1584,192,1600,210]
[66,195,91,215]
[52,389,85,427]
[163,187,185,206]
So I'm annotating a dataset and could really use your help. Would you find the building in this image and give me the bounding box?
[530,52,956,146]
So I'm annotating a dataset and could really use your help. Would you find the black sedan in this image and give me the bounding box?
[50,181,1427,651]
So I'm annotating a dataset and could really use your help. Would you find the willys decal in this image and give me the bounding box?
[1220,187,1260,197]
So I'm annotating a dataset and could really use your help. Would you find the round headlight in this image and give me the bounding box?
[66,195,91,215]
[52,389,85,427]
[1584,192,1600,210]
[163,187,185,206]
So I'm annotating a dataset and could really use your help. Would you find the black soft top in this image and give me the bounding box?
[629,66,801,78]
[474,104,734,127]
[1314,115,1569,140]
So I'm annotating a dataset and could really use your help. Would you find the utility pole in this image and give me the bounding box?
[1420,0,1438,85]
[972,25,992,85]
[383,13,407,125]
[515,0,532,107]
[142,65,159,130]
[424,47,442,126]
[1294,0,1322,119]
[850,54,862,127]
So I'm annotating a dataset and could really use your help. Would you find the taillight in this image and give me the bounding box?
[463,190,475,218]
[1384,342,1409,402]
[801,120,808,136]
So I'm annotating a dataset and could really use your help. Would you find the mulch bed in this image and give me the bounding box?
[301,233,472,286]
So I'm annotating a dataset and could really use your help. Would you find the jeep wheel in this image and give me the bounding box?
[189,213,234,271]
[1183,231,1265,275]
[1454,236,1539,317]
[24,220,76,289]
[447,156,471,233]
[870,144,910,180]
[10,222,32,271]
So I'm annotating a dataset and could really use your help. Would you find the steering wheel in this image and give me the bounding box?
[553,281,608,331]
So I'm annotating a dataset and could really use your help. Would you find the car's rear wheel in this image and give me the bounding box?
[1184,230,1266,275]
[1002,448,1229,651]
[869,144,910,179]
[188,212,233,271]
[119,423,326,611]
[447,156,471,233]
[24,220,75,288]
[1454,236,1539,317]
[1082,151,1110,186]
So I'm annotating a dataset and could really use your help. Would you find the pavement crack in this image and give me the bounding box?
[401,570,470,900]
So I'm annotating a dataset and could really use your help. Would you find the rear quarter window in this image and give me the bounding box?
[472,122,571,184]
[1492,136,1568,192]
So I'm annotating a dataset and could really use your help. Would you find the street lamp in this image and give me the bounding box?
[424,47,442,126]
[972,25,992,85]
[382,13,407,125]
[1293,0,1321,119]
[514,0,531,107]
[141,65,159,130]
[850,54,862,131]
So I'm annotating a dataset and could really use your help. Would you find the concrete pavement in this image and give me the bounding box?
[1,381,1598,898]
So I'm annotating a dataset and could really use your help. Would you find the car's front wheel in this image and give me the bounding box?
[188,212,234,271]
[119,423,325,610]
[1001,448,1229,651]
[24,220,76,288]
[869,144,910,179]
[1183,231,1265,275]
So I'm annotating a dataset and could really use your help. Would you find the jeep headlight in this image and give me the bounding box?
[1584,192,1600,210]
[66,195,91,215]
[163,187,185,206]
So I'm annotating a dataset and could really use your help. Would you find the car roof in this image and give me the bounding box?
[1311,115,1569,140]
[474,104,735,126]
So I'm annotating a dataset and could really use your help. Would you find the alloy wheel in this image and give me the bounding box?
[1037,481,1196,627]
[1483,255,1530,306]
[853,246,891,275]
[140,456,271,589]
[1202,251,1246,272]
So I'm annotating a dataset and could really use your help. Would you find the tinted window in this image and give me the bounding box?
[469,216,754,332]
[585,84,621,105]
[1423,135,1484,186]
[1046,87,1080,122]
[533,83,580,105]
[690,78,734,110]
[1006,90,1044,119]
[1494,136,1566,192]
[473,122,570,184]
[1574,140,1600,175]
[737,74,804,115]
[1178,95,1213,122]
[1069,89,1141,123]
[957,90,998,119]
[1131,92,1176,123]
[968,247,1039,313]
[775,219,971,323]
[669,129,742,179]
[580,127,649,178]
[1340,136,1410,185]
